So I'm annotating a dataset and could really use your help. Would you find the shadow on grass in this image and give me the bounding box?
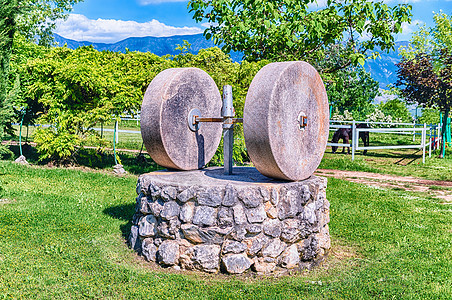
[103,203,136,239]
[8,143,160,175]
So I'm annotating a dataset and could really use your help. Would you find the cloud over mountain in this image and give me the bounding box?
[55,14,203,43]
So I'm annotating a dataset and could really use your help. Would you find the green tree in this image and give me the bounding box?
[0,0,22,157]
[188,0,412,70]
[378,98,412,123]
[325,66,379,120]
[397,12,452,157]
[397,51,452,158]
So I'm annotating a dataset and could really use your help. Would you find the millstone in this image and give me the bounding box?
[141,68,222,170]
[243,61,329,181]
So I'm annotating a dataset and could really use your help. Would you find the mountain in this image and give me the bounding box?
[54,34,406,89]
[364,41,409,89]
[54,33,242,62]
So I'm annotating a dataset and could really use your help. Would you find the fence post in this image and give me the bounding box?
[422,123,426,164]
[115,120,119,144]
[351,121,356,161]
[429,124,432,158]
[413,121,416,142]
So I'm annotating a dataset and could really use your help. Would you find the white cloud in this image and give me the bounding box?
[138,0,187,4]
[55,14,203,43]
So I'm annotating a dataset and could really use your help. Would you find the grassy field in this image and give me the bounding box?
[0,161,450,299]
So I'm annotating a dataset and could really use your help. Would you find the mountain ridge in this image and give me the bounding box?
[54,33,405,89]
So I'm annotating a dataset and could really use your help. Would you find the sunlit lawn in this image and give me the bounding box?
[0,161,450,299]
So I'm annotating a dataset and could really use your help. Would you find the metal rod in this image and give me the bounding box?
[351,121,356,161]
[223,85,234,175]
[195,117,243,124]
[422,123,426,164]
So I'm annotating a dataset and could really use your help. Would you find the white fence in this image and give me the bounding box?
[327,120,441,164]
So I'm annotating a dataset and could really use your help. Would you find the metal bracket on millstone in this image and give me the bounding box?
[140,62,329,181]
[187,86,243,175]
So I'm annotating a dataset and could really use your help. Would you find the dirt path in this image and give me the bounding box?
[315,169,452,204]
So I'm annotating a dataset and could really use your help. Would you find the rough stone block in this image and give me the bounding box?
[129,167,330,274]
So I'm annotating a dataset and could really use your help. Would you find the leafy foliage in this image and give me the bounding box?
[188,0,412,70]
[0,0,22,157]
[325,66,379,120]
[378,98,413,123]
[17,0,84,46]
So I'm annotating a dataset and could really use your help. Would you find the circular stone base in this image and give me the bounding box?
[128,167,330,274]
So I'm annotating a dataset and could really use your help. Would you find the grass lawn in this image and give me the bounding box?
[0,161,450,299]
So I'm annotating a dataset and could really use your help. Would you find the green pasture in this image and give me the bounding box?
[0,159,450,299]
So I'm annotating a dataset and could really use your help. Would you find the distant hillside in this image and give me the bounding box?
[364,41,408,89]
[54,34,406,89]
[54,33,242,62]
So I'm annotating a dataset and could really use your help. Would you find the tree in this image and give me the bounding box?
[396,51,452,157]
[325,66,379,120]
[0,0,82,157]
[188,0,412,71]
[0,0,22,157]
[397,12,452,158]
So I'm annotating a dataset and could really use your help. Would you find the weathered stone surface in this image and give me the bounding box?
[243,234,269,256]
[246,224,262,235]
[278,188,301,220]
[263,219,282,238]
[230,226,247,242]
[262,238,287,258]
[179,202,195,223]
[252,257,276,274]
[198,187,222,207]
[129,167,330,274]
[222,240,248,254]
[218,207,234,228]
[149,183,161,200]
[157,240,180,266]
[303,201,317,225]
[141,67,223,170]
[142,238,157,262]
[161,186,178,202]
[181,224,230,244]
[177,187,196,203]
[298,236,319,261]
[222,254,252,274]
[181,224,203,243]
[138,215,157,238]
[280,219,302,243]
[149,199,164,217]
[157,218,180,239]
[270,188,279,206]
[278,245,300,269]
[232,204,247,225]
[128,225,141,253]
[317,224,331,251]
[222,184,237,207]
[193,206,217,226]
[183,244,221,273]
[245,205,266,223]
[160,201,180,220]
[243,61,329,181]
[138,196,152,215]
[238,188,263,208]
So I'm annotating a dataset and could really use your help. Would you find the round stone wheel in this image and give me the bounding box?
[141,68,222,170]
[243,61,329,181]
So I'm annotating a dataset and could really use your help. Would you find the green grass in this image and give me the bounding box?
[321,146,452,181]
[0,161,450,299]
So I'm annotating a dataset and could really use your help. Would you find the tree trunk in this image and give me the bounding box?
[440,108,450,158]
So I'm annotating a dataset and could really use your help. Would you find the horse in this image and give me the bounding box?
[331,123,369,155]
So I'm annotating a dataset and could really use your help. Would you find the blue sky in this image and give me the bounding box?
[55,0,452,43]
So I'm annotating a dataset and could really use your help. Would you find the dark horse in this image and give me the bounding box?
[332,123,370,154]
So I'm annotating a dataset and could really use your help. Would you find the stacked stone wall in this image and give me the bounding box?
[128,169,330,274]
